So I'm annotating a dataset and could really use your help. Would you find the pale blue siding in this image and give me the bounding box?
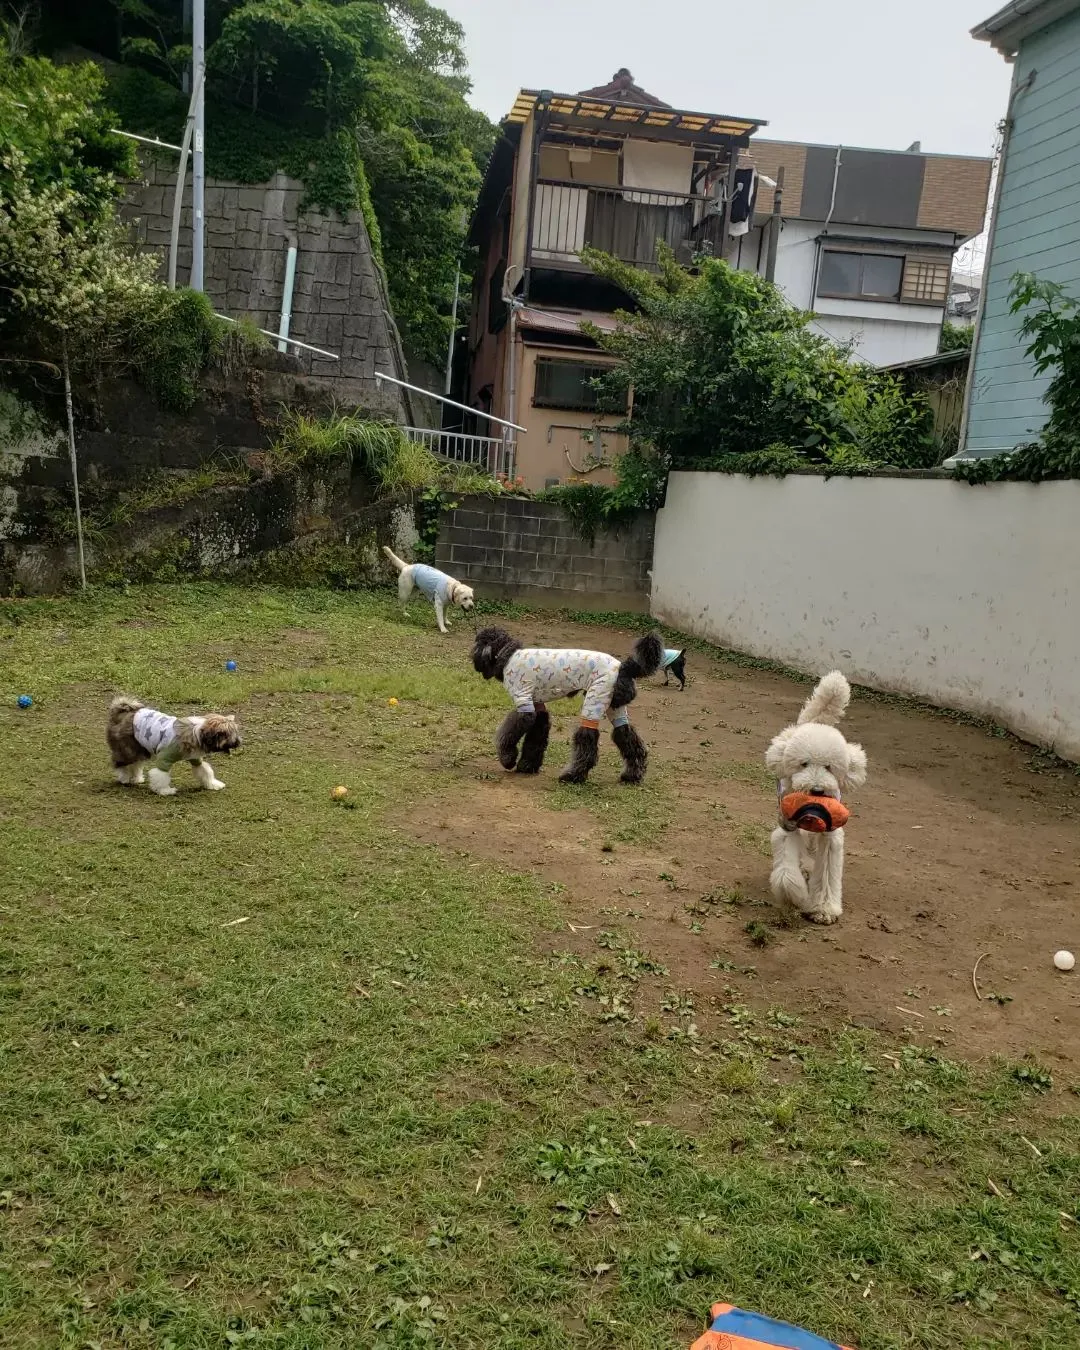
[966,7,1080,455]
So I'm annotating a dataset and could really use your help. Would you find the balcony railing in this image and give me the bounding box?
[403,427,516,480]
[531,180,723,268]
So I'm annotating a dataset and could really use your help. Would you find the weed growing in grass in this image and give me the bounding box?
[745,921,774,948]
[714,760,774,790]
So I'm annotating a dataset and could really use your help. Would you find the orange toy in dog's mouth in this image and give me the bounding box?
[780,792,850,833]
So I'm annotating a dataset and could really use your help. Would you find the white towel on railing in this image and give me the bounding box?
[621,140,694,203]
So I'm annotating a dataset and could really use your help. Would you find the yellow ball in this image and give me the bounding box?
[388,697,399,707]
[331,785,349,800]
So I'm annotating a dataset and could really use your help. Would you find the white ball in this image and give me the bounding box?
[1053,950,1075,972]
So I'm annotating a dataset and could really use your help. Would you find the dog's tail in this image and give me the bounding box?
[611,630,664,709]
[797,671,851,726]
[382,545,408,574]
[108,695,143,718]
[622,630,664,680]
[107,695,143,733]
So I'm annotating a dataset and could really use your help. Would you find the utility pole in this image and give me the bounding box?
[444,264,461,398]
[764,167,785,283]
[191,0,206,291]
[182,0,192,93]
[167,65,202,289]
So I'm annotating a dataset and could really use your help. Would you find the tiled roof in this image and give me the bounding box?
[576,69,670,109]
[516,307,623,336]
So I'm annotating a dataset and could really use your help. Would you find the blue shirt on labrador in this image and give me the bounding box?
[411,564,456,605]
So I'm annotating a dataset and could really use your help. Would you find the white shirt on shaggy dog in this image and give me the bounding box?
[503,648,623,724]
[133,707,179,758]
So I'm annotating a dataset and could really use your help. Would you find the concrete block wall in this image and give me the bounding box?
[121,160,409,419]
[435,495,653,612]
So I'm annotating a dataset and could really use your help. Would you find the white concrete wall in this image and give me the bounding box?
[810,310,942,366]
[651,472,1080,758]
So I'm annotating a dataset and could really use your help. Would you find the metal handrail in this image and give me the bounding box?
[403,426,516,479]
[535,177,708,206]
[376,372,525,433]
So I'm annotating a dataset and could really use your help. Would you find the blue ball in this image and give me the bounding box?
[17,694,32,709]
[225,660,237,672]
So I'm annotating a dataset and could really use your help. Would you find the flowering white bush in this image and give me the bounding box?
[0,145,161,344]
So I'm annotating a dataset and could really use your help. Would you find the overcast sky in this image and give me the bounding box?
[440,0,1012,161]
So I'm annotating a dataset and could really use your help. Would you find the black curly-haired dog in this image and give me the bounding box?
[471,627,664,784]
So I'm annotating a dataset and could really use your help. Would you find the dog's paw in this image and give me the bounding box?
[806,909,840,925]
[558,770,588,785]
[151,785,178,797]
[204,779,226,791]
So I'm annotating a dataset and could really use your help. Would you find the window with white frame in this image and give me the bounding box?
[818,251,903,301]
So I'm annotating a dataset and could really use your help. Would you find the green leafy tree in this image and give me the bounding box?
[0,40,154,353]
[0,36,223,402]
[583,244,936,473]
[37,1,495,364]
[939,319,973,353]
[959,272,1080,483]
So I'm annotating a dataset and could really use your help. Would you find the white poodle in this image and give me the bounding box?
[764,672,867,925]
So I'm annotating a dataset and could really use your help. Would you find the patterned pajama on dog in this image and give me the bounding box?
[133,708,182,765]
[502,649,629,728]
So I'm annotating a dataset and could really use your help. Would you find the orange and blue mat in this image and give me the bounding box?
[690,1302,854,1350]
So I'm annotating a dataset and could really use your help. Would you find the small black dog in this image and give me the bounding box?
[662,648,687,690]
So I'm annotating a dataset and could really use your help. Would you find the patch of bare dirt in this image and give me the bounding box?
[410,618,1080,1071]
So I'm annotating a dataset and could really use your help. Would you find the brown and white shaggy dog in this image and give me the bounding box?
[471,626,663,784]
[106,696,241,797]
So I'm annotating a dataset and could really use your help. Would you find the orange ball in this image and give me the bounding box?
[331,785,349,801]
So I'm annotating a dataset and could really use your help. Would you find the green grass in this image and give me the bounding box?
[1,585,1079,1349]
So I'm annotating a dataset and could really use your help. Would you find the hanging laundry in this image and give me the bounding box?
[728,167,759,236]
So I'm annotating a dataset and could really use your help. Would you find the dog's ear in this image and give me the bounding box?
[843,741,868,788]
[764,727,794,777]
[472,635,494,677]
[473,626,507,677]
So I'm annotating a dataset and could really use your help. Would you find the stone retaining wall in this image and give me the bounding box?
[121,159,411,417]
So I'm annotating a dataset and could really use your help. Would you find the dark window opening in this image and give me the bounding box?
[533,358,624,413]
[818,250,903,301]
